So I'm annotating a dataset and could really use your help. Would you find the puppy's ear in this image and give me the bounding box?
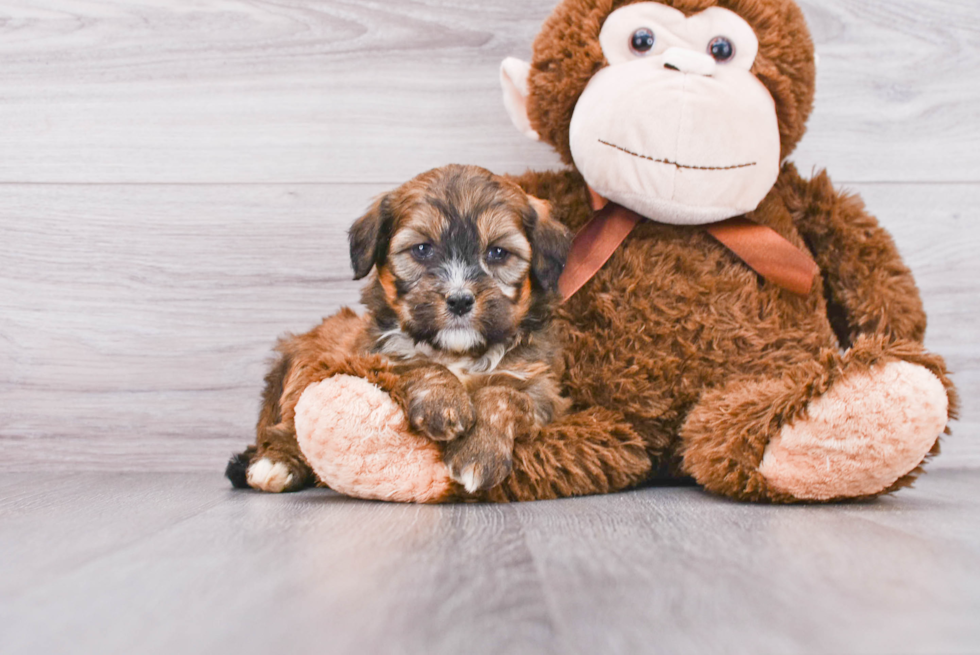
[348,195,393,280]
[526,196,572,292]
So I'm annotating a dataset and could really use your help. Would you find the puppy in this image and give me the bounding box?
[226,164,572,495]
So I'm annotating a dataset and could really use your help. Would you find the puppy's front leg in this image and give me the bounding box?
[444,386,534,493]
[393,364,475,442]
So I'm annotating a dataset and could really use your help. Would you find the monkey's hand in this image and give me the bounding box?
[395,364,475,442]
[444,386,534,493]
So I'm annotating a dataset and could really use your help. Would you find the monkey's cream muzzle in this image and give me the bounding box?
[569,54,781,225]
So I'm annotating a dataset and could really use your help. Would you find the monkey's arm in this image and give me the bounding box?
[479,406,652,502]
[779,164,927,346]
[283,346,474,444]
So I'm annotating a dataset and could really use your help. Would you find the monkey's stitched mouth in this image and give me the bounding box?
[598,139,757,171]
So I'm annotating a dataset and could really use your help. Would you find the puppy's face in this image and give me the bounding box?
[349,165,571,354]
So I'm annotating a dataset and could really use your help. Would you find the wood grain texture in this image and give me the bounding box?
[2,471,979,654]
[0,183,373,469]
[0,0,976,184]
[794,0,980,183]
[1,182,977,470]
[0,0,563,184]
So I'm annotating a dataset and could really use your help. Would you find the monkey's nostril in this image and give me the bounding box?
[446,293,475,316]
[661,46,716,76]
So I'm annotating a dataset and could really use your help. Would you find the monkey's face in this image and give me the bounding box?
[568,4,781,224]
[501,1,810,226]
[350,165,570,354]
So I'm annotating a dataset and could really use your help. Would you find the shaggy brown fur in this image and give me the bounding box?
[490,0,955,502]
[497,161,956,502]
[229,165,572,493]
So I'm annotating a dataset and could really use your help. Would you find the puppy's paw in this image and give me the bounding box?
[443,429,514,493]
[246,457,299,493]
[407,385,476,442]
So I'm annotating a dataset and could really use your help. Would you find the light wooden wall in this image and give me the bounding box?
[1,0,977,471]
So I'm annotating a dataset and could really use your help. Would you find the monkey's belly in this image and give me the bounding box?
[555,225,836,428]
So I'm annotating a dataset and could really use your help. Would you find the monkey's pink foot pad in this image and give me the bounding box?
[759,361,948,500]
[295,375,452,503]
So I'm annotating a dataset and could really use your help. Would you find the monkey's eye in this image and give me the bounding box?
[708,36,735,62]
[486,246,510,264]
[410,243,434,261]
[629,28,656,55]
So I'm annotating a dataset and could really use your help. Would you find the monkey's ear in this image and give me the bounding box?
[527,196,571,292]
[500,58,540,141]
[348,195,393,280]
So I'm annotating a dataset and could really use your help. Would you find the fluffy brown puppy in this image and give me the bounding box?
[227,165,571,494]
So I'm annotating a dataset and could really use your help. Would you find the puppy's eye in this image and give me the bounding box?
[708,36,735,62]
[410,243,434,261]
[629,28,655,55]
[486,246,510,264]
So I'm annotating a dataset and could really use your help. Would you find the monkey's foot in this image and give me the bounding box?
[294,375,454,503]
[759,361,948,500]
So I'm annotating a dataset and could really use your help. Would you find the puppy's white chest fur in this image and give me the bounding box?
[379,329,519,383]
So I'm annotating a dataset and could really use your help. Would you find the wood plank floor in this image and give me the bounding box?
[2,470,979,655]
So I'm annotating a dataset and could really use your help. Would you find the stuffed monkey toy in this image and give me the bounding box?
[232,0,957,503]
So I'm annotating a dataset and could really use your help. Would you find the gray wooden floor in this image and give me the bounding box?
[2,470,979,655]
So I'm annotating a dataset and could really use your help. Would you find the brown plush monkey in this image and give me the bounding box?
[237,0,957,503]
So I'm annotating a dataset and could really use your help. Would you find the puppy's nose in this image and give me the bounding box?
[446,293,475,316]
